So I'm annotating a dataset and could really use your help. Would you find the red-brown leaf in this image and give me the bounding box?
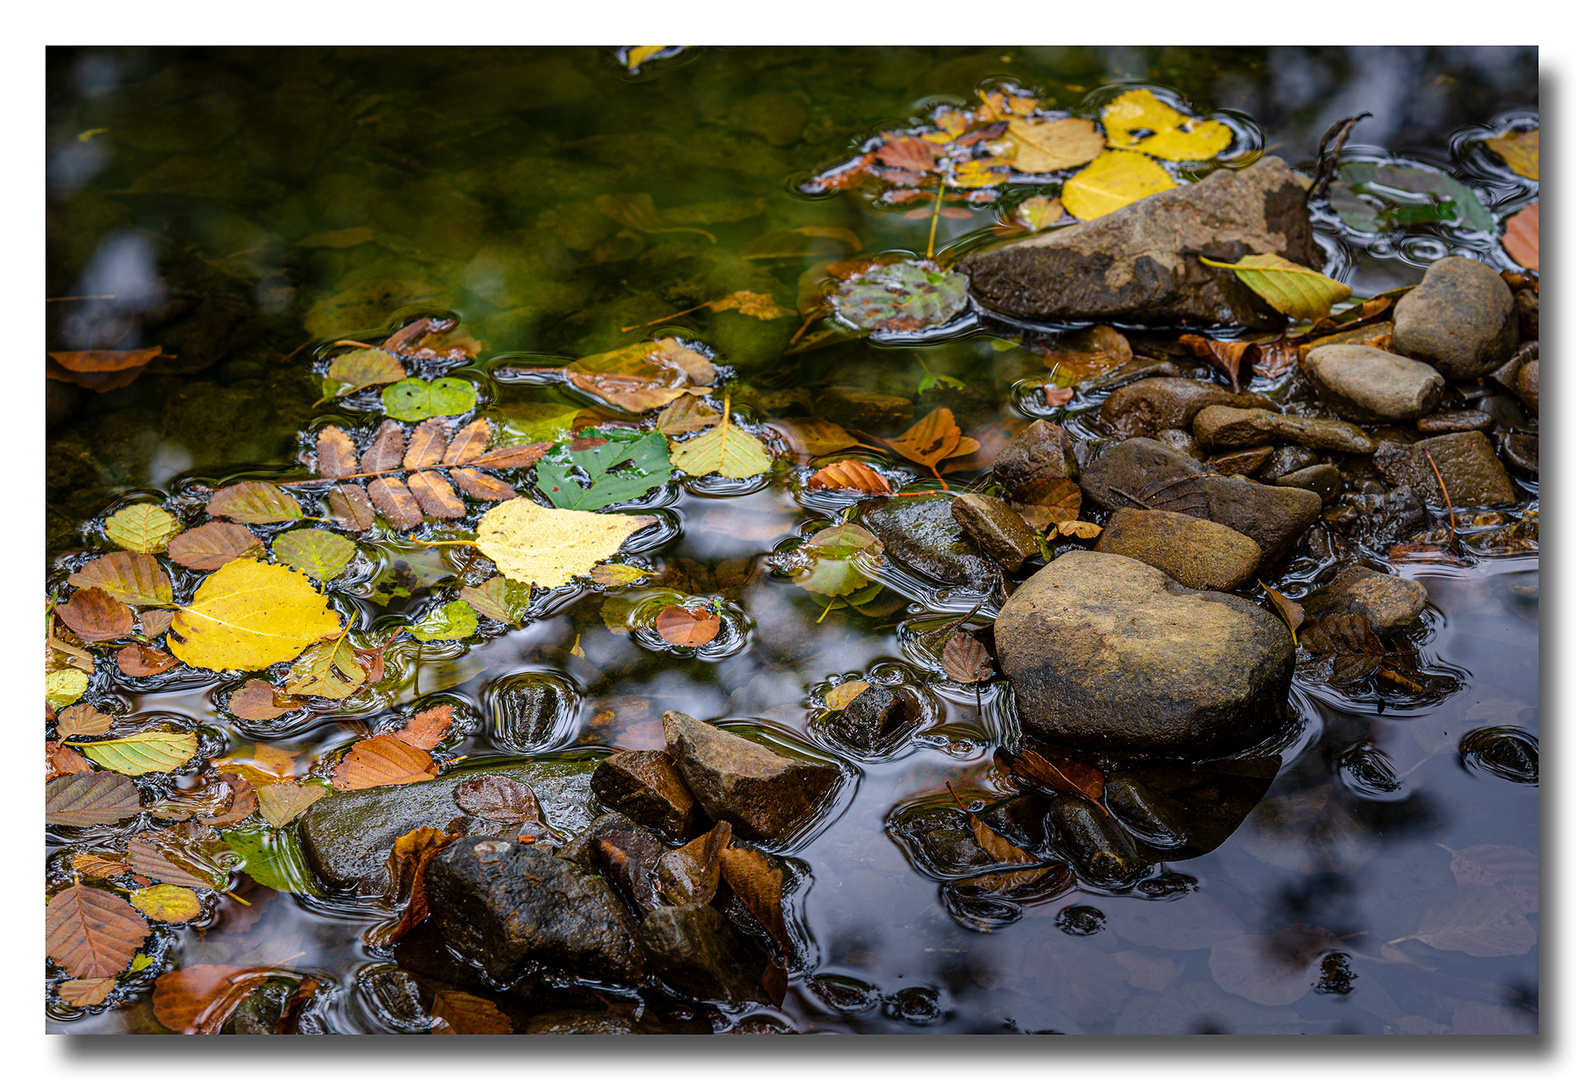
[58,977,117,1007]
[450,467,517,501]
[875,136,940,174]
[166,521,263,571]
[116,643,178,676]
[884,407,965,468]
[127,833,226,890]
[807,459,892,494]
[314,426,359,479]
[326,483,377,531]
[1179,334,1254,393]
[1502,201,1538,270]
[941,632,993,683]
[1007,747,1106,805]
[373,827,459,947]
[442,419,492,465]
[47,740,94,780]
[198,773,259,827]
[393,704,454,750]
[719,844,794,961]
[655,604,722,647]
[367,477,423,530]
[56,587,134,643]
[46,772,143,827]
[430,988,512,1034]
[332,735,438,791]
[471,442,552,469]
[152,964,274,1034]
[407,470,466,519]
[360,419,408,474]
[403,417,452,469]
[454,775,543,823]
[46,885,150,978]
[56,704,113,738]
[228,680,301,721]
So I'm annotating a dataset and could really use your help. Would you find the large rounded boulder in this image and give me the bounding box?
[994,550,1294,755]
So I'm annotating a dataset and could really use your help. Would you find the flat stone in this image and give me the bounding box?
[1303,566,1428,636]
[638,904,771,1008]
[991,419,1079,498]
[663,711,841,843]
[1305,344,1445,424]
[858,493,999,586]
[1205,445,1275,477]
[1500,432,1539,476]
[994,550,1295,755]
[828,684,917,755]
[1099,377,1278,439]
[298,755,601,893]
[1200,476,1322,574]
[1296,322,1394,365]
[951,492,1041,573]
[1094,508,1261,591]
[1334,487,1428,546]
[963,156,1322,326]
[1416,410,1495,435]
[424,838,645,987]
[1079,437,1206,514]
[1257,445,1318,480]
[1392,257,1518,380]
[1374,431,1517,508]
[1156,428,1205,460]
[589,750,699,842]
[1273,464,1342,504]
[1192,406,1375,454]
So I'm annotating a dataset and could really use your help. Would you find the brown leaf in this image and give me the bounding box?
[885,407,965,469]
[314,426,358,479]
[228,679,300,721]
[153,964,274,1034]
[654,396,722,435]
[383,316,482,361]
[72,852,130,878]
[1300,613,1384,683]
[403,417,452,469]
[325,483,376,531]
[1251,339,1302,380]
[719,844,794,961]
[393,704,454,750]
[1447,845,1539,914]
[941,632,993,683]
[442,419,492,465]
[1260,582,1304,644]
[1011,476,1083,528]
[276,975,319,1034]
[47,740,94,780]
[374,827,459,947]
[807,459,892,494]
[454,775,543,823]
[47,772,143,827]
[1411,886,1535,957]
[46,885,150,978]
[407,470,466,519]
[56,704,113,738]
[367,477,423,530]
[140,609,174,638]
[116,643,178,676]
[127,832,226,890]
[1209,927,1336,1005]
[949,784,1041,869]
[58,977,117,1007]
[361,419,408,474]
[67,551,172,607]
[332,735,438,791]
[1130,474,1209,519]
[431,988,512,1034]
[1179,334,1254,393]
[255,781,328,828]
[657,821,732,906]
[199,773,259,827]
[472,442,552,469]
[1044,385,1075,408]
[655,604,722,647]
[449,467,516,501]
[768,417,861,458]
[49,345,162,373]
[1051,519,1102,540]
[56,587,134,642]
[1502,201,1538,270]
[1003,747,1105,805]
[206,481,301,525]
[875,136,940,173]
[166,521,262,571]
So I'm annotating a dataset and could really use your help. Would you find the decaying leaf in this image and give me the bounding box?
[1011,476,1084,529]
[719,844,794,960]
[475,498,655,589]
[1051,519,1102,540]
[373,826,459,946]
[831,261,970,333]
[72,852,130,878]
[55,704,113,738]
[1446,845,1538,913]
[769,417,861,458]
[104,504,182,554]
[590,564,649,588]
[430,989,512,1035]
[560,337,716,413]
[1484,128,1539,180]
[655,604,722,647]
[56,588,134,643]
[537,431,671,510]
[1060,150,1175,221]
[324,347,406,395]
[116,643,178,677]
[128,829,231,890]
[1179,334,1257,393]
[46,772,143,827]
[708,290,797,320]
[46,885,150,978]
[166,522,263,571]
[57,978,116,1008]
[454,775,543,823]
[393,704,455,750]
[71,730,198,776]
[284,635,365,699]
[807,459,891,494]
[1260,582,1304,645]
[367,476,423,530]
[207,481,303,526]
[1403,886,1536,957]
[941,632,993,683]
[152,964,276,1034]
[459,575,533,624]
[947,783,1045,882]
[1300,613,1384,683]
[332,735,438,791]
[1002,747,1105,806]
[168,559,342,673]
[1200,254,1352,323]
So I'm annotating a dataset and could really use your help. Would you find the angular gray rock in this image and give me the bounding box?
[994,550,1295,755]
[1200,476,1322,573]
[858,493,1000,586]
[1303,566,1429,636]
[1392,257,1518,380]
[424,837,646,986]
[638,904,772,1007]
[951,492,1041,573]
[962,157,1323,326]
[589,750,699,842]
[991,419,1079,497]
[1098,377,1278,439]
[1304,344,1445,423]
[1374,431,1517,507]
[1093,508,1261,591]
[1192,406,1375,454]
[663,711,841,843]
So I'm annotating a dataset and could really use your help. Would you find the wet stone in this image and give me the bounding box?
[1303,565,1428,636]
[994,550,1295,755]
[523,1010,639,1035]
[1044,796,1150,887]
[1098,377,1278,439]
[1499,432,1539,476]
[1273,464,1342,504]
[1079,436,1206,514]
[950,492,1041,573]
[858,493,999,586]
[991,419,1079,498]
[589,749,698,842]
[889,805,995,877]
[1257,445,1318,481]
[979,792,1049,854]
[1075,357,1179,395]
[1333,487,1428,545]
[424,837,646,987]
[828,685,916,755]
[1416,410,1496,435]
[1374,431,1517,507]
[1102,774,1190,849]
[1156,428,1205,460]
[1206,445,1274,476]
[638,904,772,1008]
[1094,508,1261,591]
[1517,360,1539,417]
[1200,476,1322,573]
[663,711,841,843]
[1193,405,1375,454]
[812,386,914,432]
[1392,257,1519,380]
[1304,345,1445,423]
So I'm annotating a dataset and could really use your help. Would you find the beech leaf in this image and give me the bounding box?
[71,730,198,776]
[941,632,993,683]
[46,669,90,709]
[1408,886,1536,957]
[475,498,654,589]
[332,735,438,791]
[669,407,773,479]
[778,523,884,597]
[167,559,343,672]
[152,964,275,1034]
[431,989,512,1035]
[1007,116,1105,173]
[58,978,116,1007]
[56,587,134,643]
[1502,201,1538,271]
[46,772,143,827]
[823,679,870,712]
[454,775,543,823]
[166,522,263,571]
[719,844,795,961]
[1484,128,1539,180]
[116,643,178,676]
[256,781,329,828]
[1199,254,1352,323]
[46,885,149,978]
[393,704,455,750]
[807,459,891,494]
[885,407,966,469]
[206,481,303,526]
[228,679,301,721]
[55,704,113,738]
[1101,88,1232,161]
[104,504,182,554]
[130,884,204,923]
[273,529,356,582]
[67,552,173,608]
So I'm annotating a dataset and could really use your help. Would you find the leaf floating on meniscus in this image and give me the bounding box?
[381,377,478,422]
[941,632,993,684]
[459,575,533,624]
[104,504,182,554]
[1101,88,1232,161]
[130,884,204,923]
[409,600,479,643]
[227,679,300,721]
[807,459,892,495]
[272,528,356,582]
[46,772,143,827]
[72,730,198,776]
[255,780,328,829]
[393,704,456,750]
[831,261,970,333]
[324,347,406,395]
[476,498,654,590]
[1060,150,1175,221]
[55,703,113,738]
[55,587,134,643]
[779,523,885,598]
[46,885,149,979]
[46,668,90,709]
[206,481,303,526]
[1484,128,1538,180]
[284,636,364,699]
[537,431,672,510]
[166,521,263,571]
[823,679,870,712]
[67,552,173,608]
[332,734,438,791]
[116,643,178,677]
[884,407,967,469]
[669,407,772,480]
[407,470,467,519]
[1011,194,1065,232]
[655,604,722,647]
[167,559,342,673]
[1199,254,1352,323]
[1006,116,1105,173]
[1502,202,1538,271]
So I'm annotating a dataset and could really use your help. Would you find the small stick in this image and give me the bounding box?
[926,179,947,259]
[1422,449,1463,556]
[620,301,712,334]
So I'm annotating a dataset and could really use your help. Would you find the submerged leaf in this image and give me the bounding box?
[324,347,406,395]
[410,599,479,642]
[228,679,300,721]
[168,560,342,673]
[459,575,534,624]
[255,781,328,829]
[475,498,654,589]
[831,261,969,333]
[116,643,178,676]
[1200,254,1351,323]
[655,604,722,647]
[941,632,993,683]
[884,407,966,469]
[454,775,543,823]
[778,523,884,597]
[152,964,275,1034]
[284,635,364,699]
[104,504,182,554]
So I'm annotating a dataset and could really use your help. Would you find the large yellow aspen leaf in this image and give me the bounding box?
[1060,150,1176,221]
[167,560,343,672]
[1102,88,1232,162]
[475,498,654,589]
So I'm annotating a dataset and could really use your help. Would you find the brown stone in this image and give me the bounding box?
[1094,508,1261,590]
[590,750,698,842]
[1374,432,1517,508]
[1192,406,1375,454]
[991,419,1079,498]
[951,492,1041,573]
[1099,377,1278,439]
[1392,257,1519,380]
[1302,566,1428,636]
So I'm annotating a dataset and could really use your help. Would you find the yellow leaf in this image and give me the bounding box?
[947,159,1006,189]
[1013,195,1065,231]
[625,46,666,73]
[707,290,797,320]
[1102,88,1232,161]
[669,401,772,479]
[1061,150,1176,221]
[167,560,343,673]
[1484,129,1538,180]
[1007,117,1106,173]
[823,679,870,711]
[130,884,204,923]
[1199,253,1352,323]
[475,498,654,589]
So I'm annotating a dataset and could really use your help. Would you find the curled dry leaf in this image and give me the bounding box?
[1051,519,1102,540]
[332,735,438,791]
[807,459,892,494]
[941,632,993,683]
[56,587,134,643]
[116,643,178,677]
[166,522,263,571]
[1011,476,1083,529]
[1260,582,1304,645]
[655,604,722,647]
[1179,334,1256,394]
[47,740,94,780]
[46,885,150,978]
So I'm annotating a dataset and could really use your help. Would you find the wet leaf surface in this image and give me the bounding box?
[168,560,342,673]
[332,735,438,791]
[475,498,653,588]
[46,885,149,978]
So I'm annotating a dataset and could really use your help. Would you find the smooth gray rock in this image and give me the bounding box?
[963,157,1322,326]
[1305,344,1445,423]
[487,672,578,753]
[1094,508,1261,591]
[638,904,771,1008]
[1303,566,1429,636]
[1392,257,1518,380]
[1374,431,1517,507]
[1099,377,1278,439]
[1192,406,1375,454]
[1273,464,1342,504]
[991,419,1079,497]
[951,492,1041,573]
[1200,476,1322,573]
[859,493,999,586]
[995,550,1295,755]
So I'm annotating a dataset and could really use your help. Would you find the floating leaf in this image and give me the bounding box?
[410,599,479,642]
[719,844,794,960]
[116,643,177,676]
[459,575,533,624]
[449,467,516,502]
[941,632,993,683]
[284,635,364,699]
[58,978,116,1007]
[46,668,90,708]
[885,407,966,469]
[361,419,407,473]
[1007,116,1105,173]
[166,522,263,571]
[1102,88,1232,161]
[228,680,300,721]
[324,347,406,395]
[431,989,512,1035]
[823,679,870,712]
[366,476,423,530]
[769,417,861,458]
[1060,150,1175,220]
[206,481,303,526]
[948,784,1043,874]
[1406,886,1535,957]
[56,587,134,643]
[72,852,130,878]
[670,407,772,480]
[406,470,465,519]
[1051,519,1102,540]
[130,884,203,923]
[273,528,356,582]
[778,523,884,597]
[807,459,891,494]
[1447,845,1538,913]
[472,442,553,469]
[332,735,438,791]
[590,564,649,587]
[442,418,492,465]
[46,772,143,827]
[255,781,328,829]
[1260,582,1304,646]
[1502,202,1538,271]
[1484,128,1538,180]
[655,604,721,647]
[475,498,653,589]
[1012,194,1065,231]
[168,560,342,673]
[314,426,358,478]
[56,704,113,738]
[67,552,173,608]
[454,775,543,823]
[105,505,182,554]
[1199,254,1352,323]
[71,730,197,776]
[1178,334,1256,393]
[49,345,161,374]
[402,417,451,469]
[381,377,478,422]
[831,261,969,333]
[47,739,94,777]
[561,337,716,412]
[393,704,455,750]
[46,885,149,978]
[537,431,672,510]
[152,964,275,1034]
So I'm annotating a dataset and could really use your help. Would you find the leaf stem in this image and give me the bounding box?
[926,179,946,259]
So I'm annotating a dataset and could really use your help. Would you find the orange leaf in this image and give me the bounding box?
[393,704,454,750]
[116,643,178,676]
[332,735,438,791]
[807,459,892,494]
[48,345,162,373]
[884,407,964,468]
[166,522,262,571]
[1503,201,1538,271]
[1044,385,1075,408]
[718,844,794,961]
[875,136,940,173]
[227,680,300,721]
[431,988,512,1034]
[58,977,117,1007]
[1179,334,1254,393]
[56,587,134,643]
[946,784,1041,868]
[46,885,150,978]
[374,827,459,946]
[152,964,274,1034]
[655,605,722,647]
[1010,476,1083,528]
[47,740,94,780]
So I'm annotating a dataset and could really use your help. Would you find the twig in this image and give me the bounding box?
[926,179,947,259]
[1108,485,1154,510]
[1422,449,1463,557]
[621,300,713,334]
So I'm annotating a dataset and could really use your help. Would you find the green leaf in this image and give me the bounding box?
[777,523,885,597]
[496,403,584,444]
[410,599,479,642]
[283,635,364,699]
[324,347,406,396]
[381,377,477,422]
[272,528,356,581]
[1199,253,1352,322]
[832,261,969,333]
[105,505,182,554]
[222,821,323,896]
[47,668,90,708]
[70,730,198,776]
[669,408,772,480]
[1337,161,1495,234]
[536,431,671,510]
[459,576,533,623]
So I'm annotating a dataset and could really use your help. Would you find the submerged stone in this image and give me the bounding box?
[638,904,772,1007]
[859,493,999,586]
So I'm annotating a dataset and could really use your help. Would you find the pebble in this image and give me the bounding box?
[1257,445,1318,480]
[1272,464,1343,504]
[1302,566,1428,636]
[859,493,1000,586]
[1392,257,1519,380]
[992,419,1079,498]
[1304,344,1445,423]
[1517,360,1539,417]
[1416,410,1496,435]
[951,492,1041,573]
[1206,446,1274,476]
[1094,508,1261,590]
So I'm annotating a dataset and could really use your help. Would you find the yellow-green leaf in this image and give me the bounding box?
[324,347,406,395]
[105,505,182,554]
[1060,150,1175,221]
[207,482,303,526]
[669,404,772,480]
[47,668,90,708]
[71,730,198,776]
[1199,253,1352,323]
[475,499,654,589]
[1102,88,1232,161]
[167,560,343,672]
[1484,129,1538,181]
[272,528,356,582]
[283,635,365,699]
[130,884,203,923]
[67,552,173,608]
[1006,117,1105,173]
